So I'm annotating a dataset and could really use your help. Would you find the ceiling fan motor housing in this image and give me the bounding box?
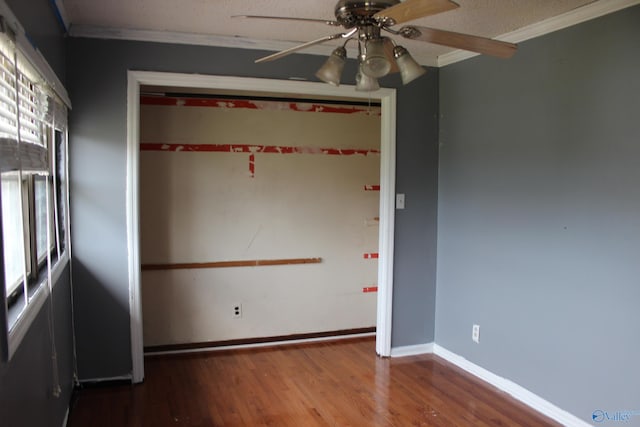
[334,0,400,28]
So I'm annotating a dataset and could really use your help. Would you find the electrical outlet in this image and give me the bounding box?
[472,324,480,343]
[233,304,242,319]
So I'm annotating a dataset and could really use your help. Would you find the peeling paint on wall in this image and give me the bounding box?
[249,153,255,178]
[364,217,380,227]
[141,143,380,178]
[141,95,381,116]
[140,143,380,156]
[140,93,381,346]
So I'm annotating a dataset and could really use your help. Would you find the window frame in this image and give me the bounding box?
[1,126,70,361]
[0,3,71,361]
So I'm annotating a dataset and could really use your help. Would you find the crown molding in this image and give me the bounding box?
[70,25,360,61]
[438,0,640,67]
[69,25,441,67]
[69,25,438,67]
[70,25,304,52]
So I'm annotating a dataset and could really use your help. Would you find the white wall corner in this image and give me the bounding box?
[432,345,591,427]
[390,342,434,357]
[126,71,144,384]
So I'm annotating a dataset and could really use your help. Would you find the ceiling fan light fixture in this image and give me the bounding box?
[247,0,517,88]
[362,39,392,78]
[393,45,426,85]
[315,46,347,86]
[355,65,380,92]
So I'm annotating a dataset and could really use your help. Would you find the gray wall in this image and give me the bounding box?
[393,73,439,346]
[0,1,74,426]
[437,5,640,423]
[0,266,75,427]
[66,39,440,378]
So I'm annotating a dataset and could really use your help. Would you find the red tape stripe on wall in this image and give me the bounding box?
[140,143,379,156]
[249,153,255,178]
[141,95,380,116]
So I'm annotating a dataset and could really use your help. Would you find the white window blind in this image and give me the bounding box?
[0,48,17,139]
[0,31,49,174]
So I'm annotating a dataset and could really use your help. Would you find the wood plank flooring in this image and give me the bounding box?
[67,337,560,426]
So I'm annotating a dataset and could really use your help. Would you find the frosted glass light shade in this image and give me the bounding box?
[394,46,426,85]
[315,47,347,86]
[362,39,391,78]
[356,65,380,92]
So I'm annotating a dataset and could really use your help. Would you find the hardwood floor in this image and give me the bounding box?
[68,337,559,426]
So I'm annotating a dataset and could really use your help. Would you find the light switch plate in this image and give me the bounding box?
[396,193,405,209]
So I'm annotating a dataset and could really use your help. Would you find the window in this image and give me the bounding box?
[1,172,25,296]
[0,16,70,361]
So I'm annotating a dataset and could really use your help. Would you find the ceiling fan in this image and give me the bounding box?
[235,0,517,91]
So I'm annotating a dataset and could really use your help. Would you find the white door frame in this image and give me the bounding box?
[126,71,396,383]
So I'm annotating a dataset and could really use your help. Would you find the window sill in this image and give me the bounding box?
[6,251,70,360]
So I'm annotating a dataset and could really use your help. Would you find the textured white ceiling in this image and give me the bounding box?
[63,0,601,64]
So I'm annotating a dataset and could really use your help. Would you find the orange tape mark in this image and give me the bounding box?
[364,185,380,191]
[363,286,378,293]
[363,253,379,259]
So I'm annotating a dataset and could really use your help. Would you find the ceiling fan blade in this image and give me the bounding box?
[374,0,459,25]
[255,32,352,63]
[400,26,517,58]
[232,15,340,27]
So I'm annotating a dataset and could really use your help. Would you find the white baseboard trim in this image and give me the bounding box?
[433,345,590,427]
[390,342,434,357]
[62,407,69,427]
[77,374,133,385]
[145,332,377,357]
